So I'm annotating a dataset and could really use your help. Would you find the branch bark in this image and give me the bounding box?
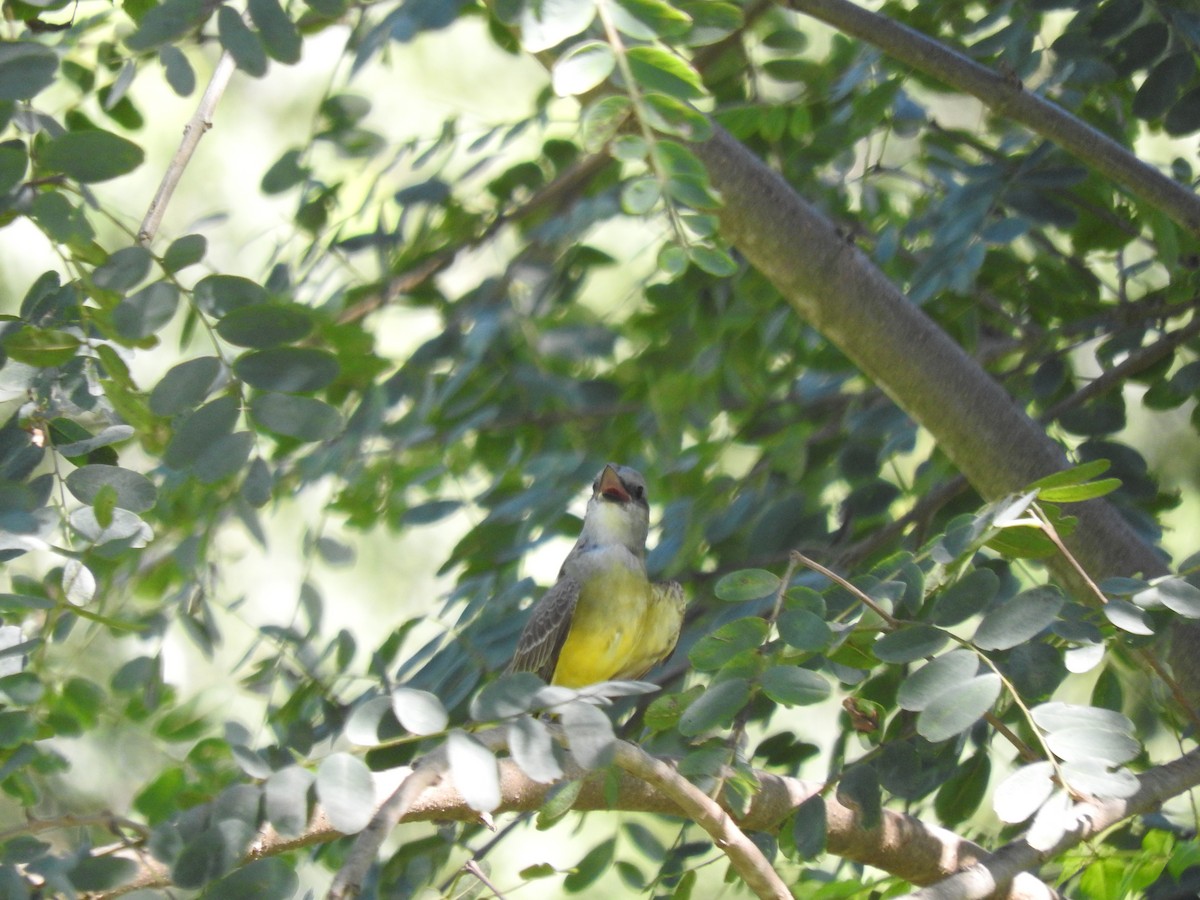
[787,0,1200,236]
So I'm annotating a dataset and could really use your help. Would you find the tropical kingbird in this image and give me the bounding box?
[508,464,685,688]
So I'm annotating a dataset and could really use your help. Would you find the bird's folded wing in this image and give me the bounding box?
[507,576,581,683]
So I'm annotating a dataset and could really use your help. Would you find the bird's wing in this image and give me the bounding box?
[507,576,581,683]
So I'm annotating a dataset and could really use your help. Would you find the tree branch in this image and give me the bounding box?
[139,51,238,245]
[786,0,1200,236]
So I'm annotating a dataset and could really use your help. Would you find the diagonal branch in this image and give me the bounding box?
[786,0,1200,236]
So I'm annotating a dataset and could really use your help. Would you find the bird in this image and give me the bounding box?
[508,463,685,688]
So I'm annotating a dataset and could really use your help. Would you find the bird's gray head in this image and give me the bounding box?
[579,463,651,555]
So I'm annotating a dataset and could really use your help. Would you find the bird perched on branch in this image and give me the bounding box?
[508,464,685,688]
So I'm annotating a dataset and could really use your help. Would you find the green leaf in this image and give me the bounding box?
[552,41,615,97]
[164,395,240,469]
[344,696,390,745]
[916,673,1000,742]
[626,46,704,99]
[162,234,207,273]
[447,729,501,812]
[70,856,139,890]
[713,569,780,602]
[149,357,222,416]
[247,0,301,64]
[1037,479,1121,503]
[777,608,831,652]
[581,95,631,151]
[390,686,448,735]
[160,45,197,96]
[198,858,298,900]
[759,666,829,706]
[519,0,596,53]
[508,714,563,783]
[113,281,180,339]
[678,677,750,735]
[620,176,660,215]
[1046,726,1139,766]
[65,465,157,513]
[235,347,339,392]
[1133,577,1200,617]
[1133,53,1194,121]
[250,392,343,441]
[0,42,58,101]
[687,244,736,275]
[316,752,375,833]
[972,586,1064,651]
[560,700,615,769]
[931,568,999,626]
[993,761,1055,823]
[217,304,314,348]
[688,617,768,670]
[611,0,691,39]
[41,130,144,183]
[1104,595,1153,633]
[264,765,314,836]
[3,326,80,367]
[194,274,269,317]
[194,431,254,483]
[563,837,615,892]
[872,624,948,663]
[935,752,990,826]
[641,92,712,140]
[790,794,826,860]
[836,764,881,829]
[897,650,978,711]
[126,0,210,50]
[218,6,268,77]
[93,245,153,292]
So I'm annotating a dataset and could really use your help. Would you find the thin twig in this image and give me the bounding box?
[794,551,900,628]
[138,51,238,245]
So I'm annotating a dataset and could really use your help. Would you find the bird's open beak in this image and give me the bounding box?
[597,465,630,503]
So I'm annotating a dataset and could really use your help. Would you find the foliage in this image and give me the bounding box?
[0,0,1199,897]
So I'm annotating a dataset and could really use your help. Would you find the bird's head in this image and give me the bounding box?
[580,463,651,555]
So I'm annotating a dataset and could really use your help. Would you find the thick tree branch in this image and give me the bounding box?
[690,125,1167,585]
[786,0,1200,236]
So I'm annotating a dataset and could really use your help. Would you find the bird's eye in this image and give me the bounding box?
[633,485,645,500]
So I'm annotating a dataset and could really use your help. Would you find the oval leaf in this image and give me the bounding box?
[897,649,979,712]
[65,465,157,513]
[41,130,144,183]
[447,729,501,812]
[249,392,343,441]
[234,346,339,393]
[315,752,375,834]
[916,673,1000,742]
[552,40,615,96]
[678,677,750,736]
[759,666,830,707]
[713,569,780,603]
[873,624,949,663]
[390,686,448,736]
[972,586,1064,650]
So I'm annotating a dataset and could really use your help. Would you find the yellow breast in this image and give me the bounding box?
[552,566,684,688]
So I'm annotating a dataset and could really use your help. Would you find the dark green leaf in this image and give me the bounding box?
[250,393,343,441]
[127,0,210,50]
[93,246,152,292]
[248,0,301,64]
[198,858,298,900]
[149,357,222,416]
[931,567,1000,626]
[113,281,179,339]
[777,608,831,652]
[162,234,207,273]
[1134,578,1200,617]
[611,0,691,39]
[3,327,80,367]
[678,677,750,735]
[234,347,338,392]
[873,624,948,663]
[1133,53,1195,121]
[194,274,269,317]
[218,6,268,77]
[69,856,138,890]
[713,569,780,602]
[688,617,767,670]
[972,586,1064,650]
[217,304,313,348]
[65,465,156,513]
[759,666,829,706]
[935,752,990,826]
[563,837,614,892]
[164,395,240,469]
[626,46,704,99]
[790,794,826,860]
[160,45,196,95]
[0,43,56,101]
[193,431,254,483]
[41,130,144,183]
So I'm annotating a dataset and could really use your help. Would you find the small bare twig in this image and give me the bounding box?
[138,51,238,245]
